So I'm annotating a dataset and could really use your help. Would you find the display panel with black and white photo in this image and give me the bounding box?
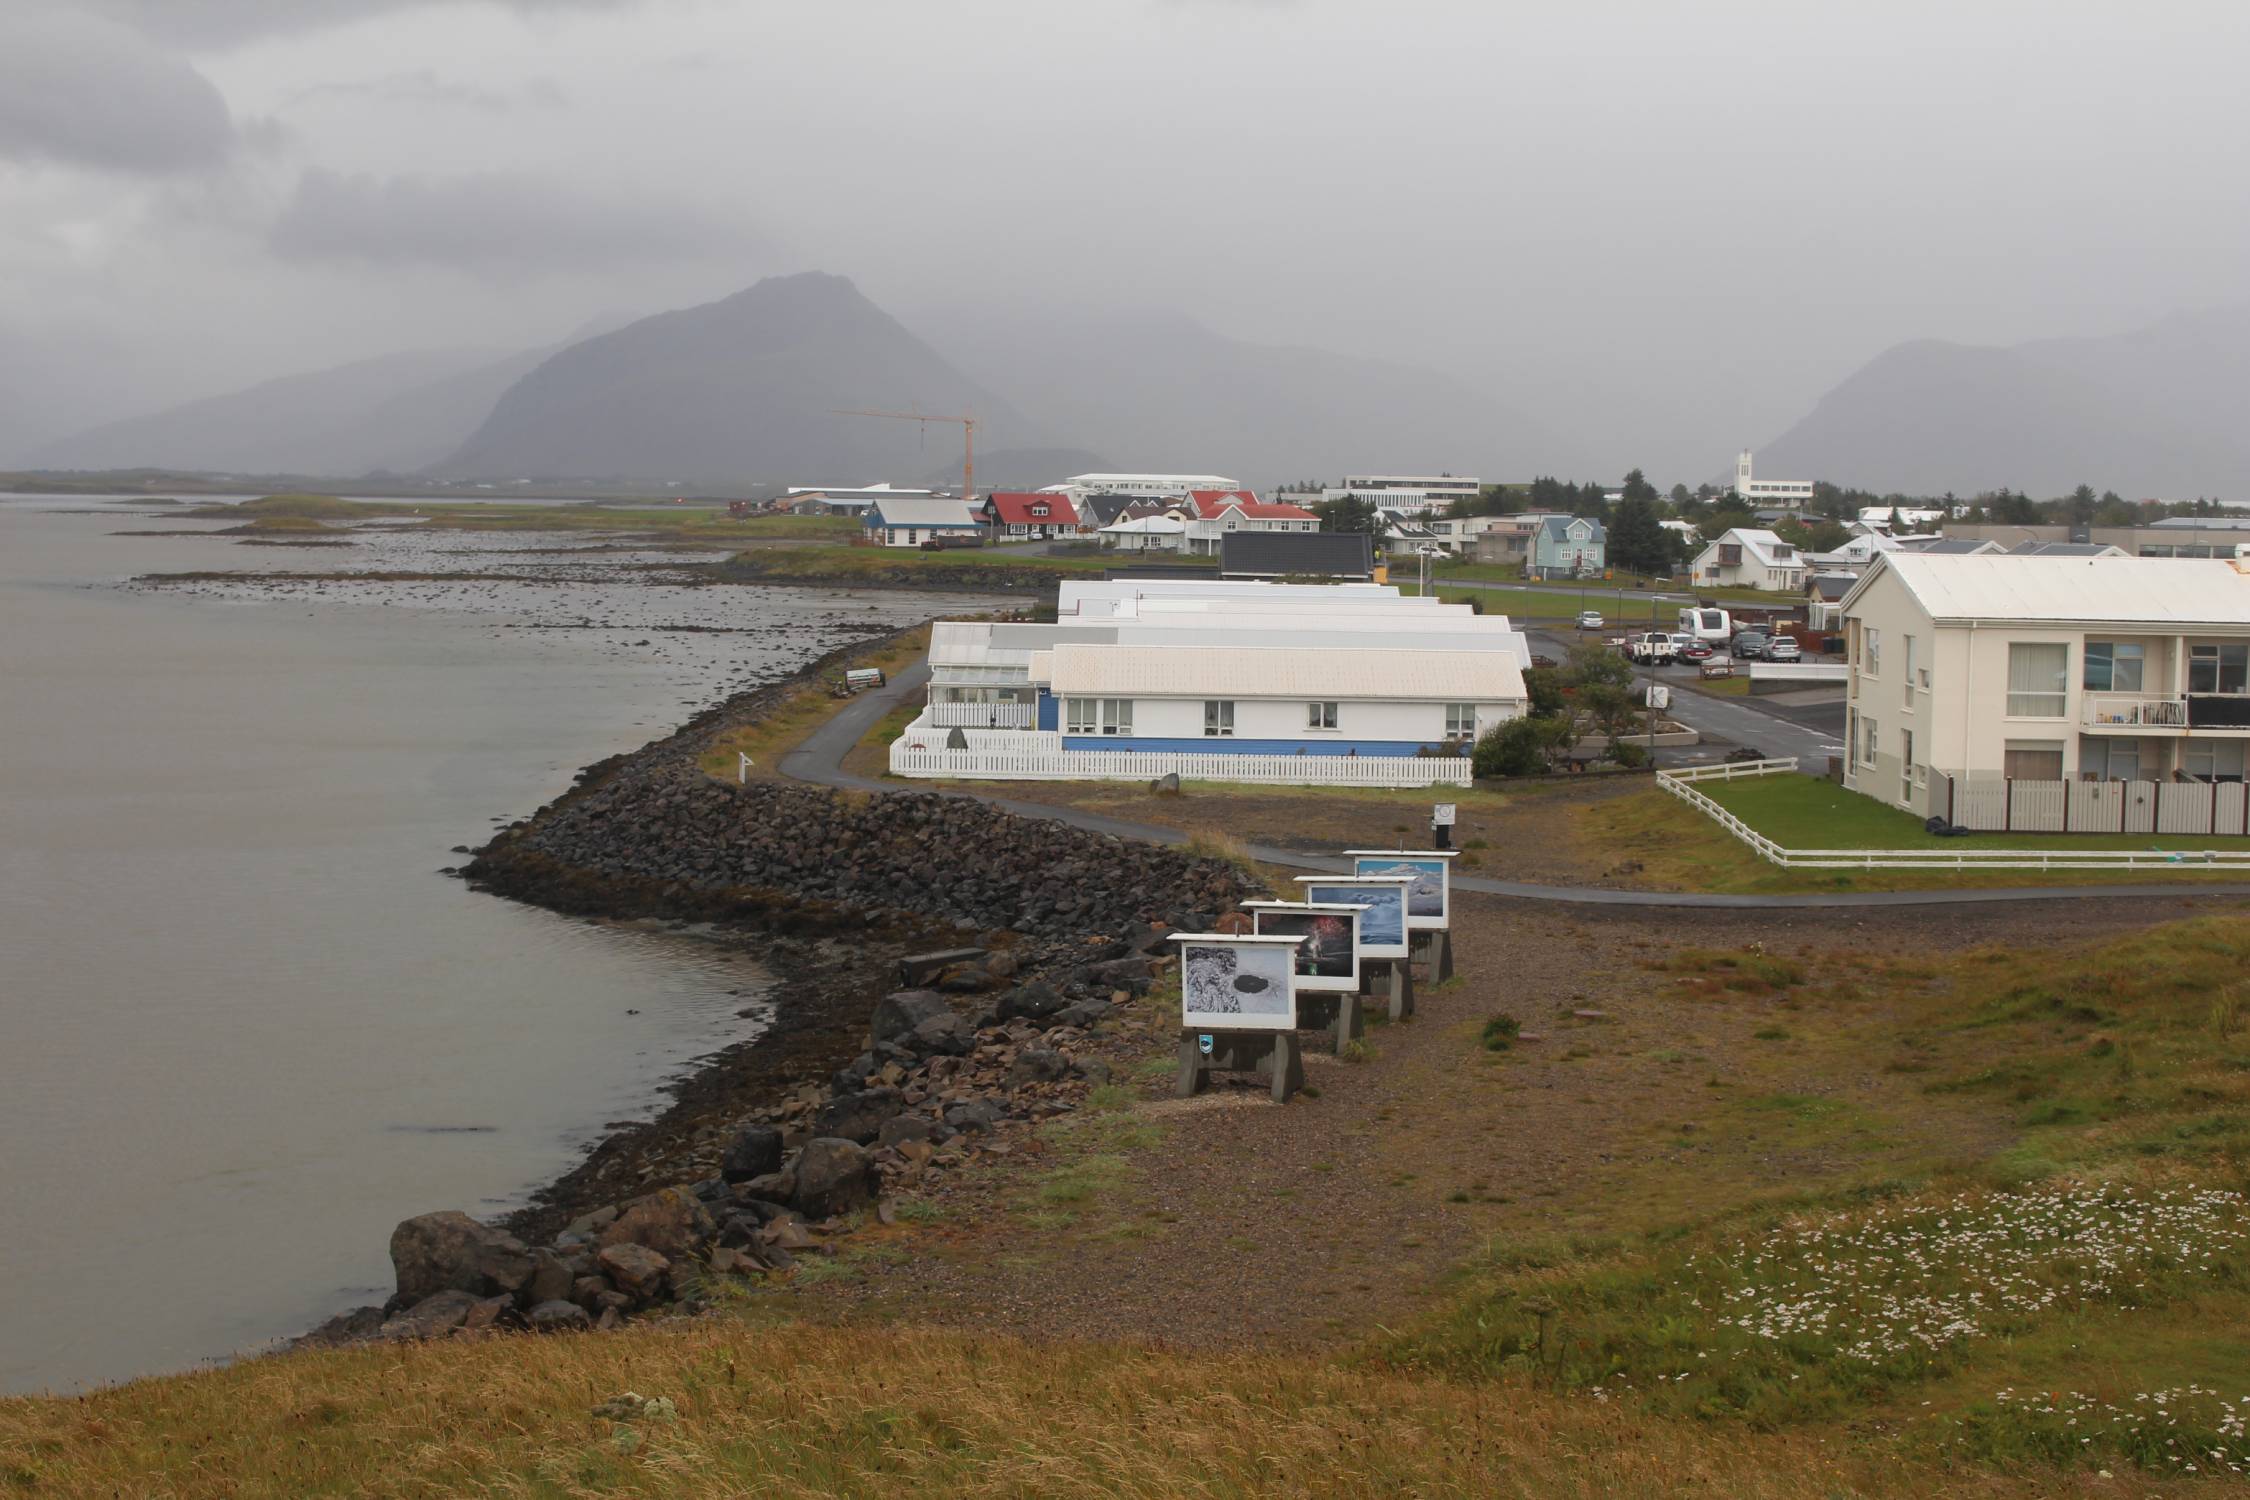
[1345,849,1457,929]
[1294,875,1411,958]
[1173,935,1301,1031]
[1243,901,1361,994]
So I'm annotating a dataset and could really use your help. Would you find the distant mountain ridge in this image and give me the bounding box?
[439,273,1040,483]
[1756,308,2250,497]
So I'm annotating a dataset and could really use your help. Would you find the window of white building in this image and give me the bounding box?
[2185,740,2246,782]
[1445,704,1478,739]
[2083,642,2146,693]
[2004,740,2065,779]
[1307,702,1339,731]
[2189,643,2249,695]
[1203,701,1234,737]
[2080,737,2143,781]
[2006,643,2068,717]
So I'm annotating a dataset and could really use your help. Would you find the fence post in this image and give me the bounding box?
[2004,778,2012,834]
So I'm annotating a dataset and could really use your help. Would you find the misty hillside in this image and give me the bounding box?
[27,347,535,476]
[914,307,1579,489]
[440,273,1041,483]
[1757,309,2250,497]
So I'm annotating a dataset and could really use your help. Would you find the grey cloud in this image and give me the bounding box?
[283,70,569,114]
[0,7,234,173]
[89,0,640,49]
[268,167,760,273]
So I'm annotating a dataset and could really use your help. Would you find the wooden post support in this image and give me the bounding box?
[1386,957,1415,1022]
[1176,1034,1208,1098]
[1334,991,1364,1051]
[1267,1031,1304,1103]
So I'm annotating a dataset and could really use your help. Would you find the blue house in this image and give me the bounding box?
[1528,514,1606,580]
[866,496,981,549]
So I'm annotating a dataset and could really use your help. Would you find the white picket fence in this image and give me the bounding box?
[890,742,1472,787]
[929,701,1035,728]
[1658,760,2250,871]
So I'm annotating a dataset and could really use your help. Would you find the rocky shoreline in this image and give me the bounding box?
[304,625,1259,1348]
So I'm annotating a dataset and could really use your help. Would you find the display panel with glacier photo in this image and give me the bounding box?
[1176,937,1299,1031]
[1347,850,1457,928]
[1296,876,1410,958]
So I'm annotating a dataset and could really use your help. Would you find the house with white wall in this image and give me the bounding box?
[894,579,1528,785]
[864,495,981,548]
[1733,450,1814,509]
[1179,492,1321,555]
[1838,551,2250,819]
[1692,528,1806,592]
[980,491,1081,540]
[1032,643,1523,755]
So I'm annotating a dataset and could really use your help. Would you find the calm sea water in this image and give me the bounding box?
[0,499,969,1394]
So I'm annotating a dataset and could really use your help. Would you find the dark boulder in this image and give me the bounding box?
[596,1242,671,1299]
[813,1086,906,1145]
[943,1097,1004,1134]
[997,981,1066,1022]
[721,1124,784,1184]
[524,1249,576,1307]
[910,1012,976,1056]
[1054,999,1114,1030]
[389,1210,535,1304]
[794,1137,875,1219]
[877,1113,941,1148]
[526,1299,592,1332]
[1009,1047,1070,1087]
[870,989,951,1047]
[376,1288,482,1341]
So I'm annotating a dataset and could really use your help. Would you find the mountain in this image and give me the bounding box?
[911,306,1580,490]
[439,273,1040,483]
[1756,309,2250,497]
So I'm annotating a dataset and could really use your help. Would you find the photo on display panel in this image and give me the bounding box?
[1180,941,1294,1024]
[1354,857,1446,919]
[1303,883,1405,948]
[1252,911,1354,979]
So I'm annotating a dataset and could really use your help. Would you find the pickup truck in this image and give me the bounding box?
[1625,631,1675,665]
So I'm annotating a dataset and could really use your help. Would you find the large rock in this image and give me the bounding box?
[596,1242,671,1298]
[1009,1047,1070,1087]
[596,1187,714,1260]
[943,1098,1003,1134]
[389,1211,535,1304]
[376,1288,482,1341]
[812,1086,906,1145]
[870,989,951,1047]
[524,1249,576,1307]
[527,1299,592,1332]
[794,1137,875,1219]
[909,1012,976,1057]
[721,1124,784,1184]
[997,981,1066,1022]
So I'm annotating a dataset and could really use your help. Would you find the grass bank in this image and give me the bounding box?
[1577,781,2250,894]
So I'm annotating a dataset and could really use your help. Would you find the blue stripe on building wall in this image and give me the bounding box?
[1059,737,1444,758]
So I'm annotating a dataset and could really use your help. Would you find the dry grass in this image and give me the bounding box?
[0,1321,2091,1499]
[695,626,931,782]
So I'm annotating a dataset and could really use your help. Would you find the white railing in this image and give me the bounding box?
[2083,695,2189,729]
[1747,662,1848,683]
[1658,761,2250,871]
[929,701,1035,728]
[891,743,1472,787]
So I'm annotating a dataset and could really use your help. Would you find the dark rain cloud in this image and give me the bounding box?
[0,6,234,173]
[268,167,761,273]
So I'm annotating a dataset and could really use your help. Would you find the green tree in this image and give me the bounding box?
[1523,665,1564,717]
[1669,482,1692,507]
[2065,484,2098,525]
[1311,495,1383,534]
[1620,467,1660,504]
[1608,493,1671,575]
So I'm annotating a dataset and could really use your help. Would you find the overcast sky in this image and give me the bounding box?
[3,0,2245,477]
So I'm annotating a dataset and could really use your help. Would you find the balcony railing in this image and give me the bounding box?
[2082,695,2190,729]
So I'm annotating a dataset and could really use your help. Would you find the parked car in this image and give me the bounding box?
[1575,610,1604,630]
[1761,636,1802,662]
[1730,631,1770,659]
[1667,632,1695,655]
[1676,641,1715,663]
[1626,631,1673,665]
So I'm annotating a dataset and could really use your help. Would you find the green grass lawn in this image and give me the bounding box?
[1700,772,2250,853]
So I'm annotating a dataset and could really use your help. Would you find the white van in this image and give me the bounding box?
[1677,606,1731,645]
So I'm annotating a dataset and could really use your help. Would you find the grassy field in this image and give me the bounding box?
[9,915,2250,1495]
[1433,562,1790,606]
[1577,781,2250,894]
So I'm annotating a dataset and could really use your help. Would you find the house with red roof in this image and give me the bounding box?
[979,491,1083,541]
[1175,491,1322,555]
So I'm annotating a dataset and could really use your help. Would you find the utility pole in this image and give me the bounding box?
[835,409,978,505]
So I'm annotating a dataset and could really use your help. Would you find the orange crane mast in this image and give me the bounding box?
[834,409,978,507]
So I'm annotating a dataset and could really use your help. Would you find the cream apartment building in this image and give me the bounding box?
[1839,552,2250,816]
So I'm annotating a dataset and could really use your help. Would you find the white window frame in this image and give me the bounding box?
[1203,700,1235,737]
[1864,627,1881,677]
[2006,642,2069,718]
[2084,641,2146,694]
[1065,697,1097,735]
[1099,698,1133,736]
[1307,701,1340,731]
[1901,635,1916,708]
[1445,703,1477,738]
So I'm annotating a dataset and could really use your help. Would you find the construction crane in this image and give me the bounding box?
[834,409,978,505]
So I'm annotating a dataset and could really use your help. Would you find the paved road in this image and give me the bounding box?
[779,659,2250,911]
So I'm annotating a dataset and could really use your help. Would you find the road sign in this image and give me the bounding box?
[1432,803,1457,826]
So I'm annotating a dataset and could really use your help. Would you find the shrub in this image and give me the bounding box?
[1481,1014,1522,1051]
[1609,740,1649,769]
[1474,716,1567,778]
